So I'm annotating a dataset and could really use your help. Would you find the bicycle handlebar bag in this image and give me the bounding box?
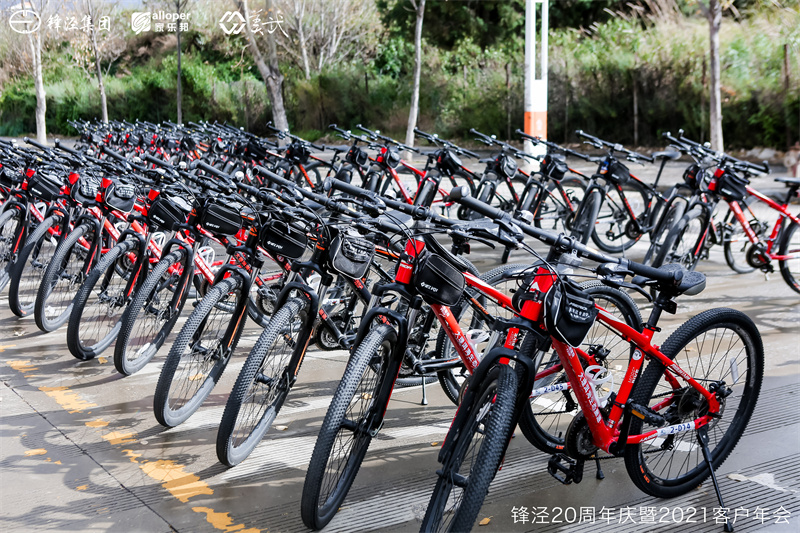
[261,219,308,260]
[200,199,244,236]
[329,228,375,279]
[104,182,136,213]
[541,154,568,181]
[346,146,369,167]
[437,149,463,176]
[497,153,518,179]
[606,160,630,186]
[384,149,401,169]
[148,194,192,231]
[1,167,23,188]
[71,176,100,204]
[286,143,310,165]
[714,170,748,202]
[413,251,465,307]
[28,171,62,202]
[543,278,599,347]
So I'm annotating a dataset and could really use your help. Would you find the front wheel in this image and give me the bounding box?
[420,364,517,532]
[301,323,396,530]
[113,249,190,375]
[652,207,709,269]
[153,275,244,428]
[216,296,310,466]
[0,207,26,292]
[8,214,62,317]
[778,220,800,294]
[67,240,141,361]
[624,308,763,498]
[642,200,686,266]
[570,188,602,245]
[34,222,96,332]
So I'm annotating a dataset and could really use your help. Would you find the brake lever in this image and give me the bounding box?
[600,276,653,302]
[447,229,496,250]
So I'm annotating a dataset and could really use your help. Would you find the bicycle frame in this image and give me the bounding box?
[728,185,800,261]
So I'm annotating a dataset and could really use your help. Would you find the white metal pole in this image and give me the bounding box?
[524,0,548,158]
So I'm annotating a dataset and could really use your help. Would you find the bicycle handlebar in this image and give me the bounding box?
[447,185,682,286]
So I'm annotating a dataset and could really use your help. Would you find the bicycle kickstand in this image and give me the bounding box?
[420,375,428,406]
[594,456,605,480]
[697,427,734,532]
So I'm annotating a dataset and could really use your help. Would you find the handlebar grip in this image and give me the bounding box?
[24,137,50,152]
[192,160,230,180]
[254,165,296,191]
[53,139,81,157]
[628,261,683,286]
[447,186,509,221]
[326,177,373,199]
[143,154,173,168]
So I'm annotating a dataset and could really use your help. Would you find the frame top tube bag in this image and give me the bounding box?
[543,278,599,347]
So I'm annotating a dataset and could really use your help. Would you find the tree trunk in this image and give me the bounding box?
[707,0,724,152]
[29,32,47,144]
[633,69,638,147]
[239,0,289,135]
[176,1,183,125]
[404,0,425,153]
[784,43,791,149]
[90,24,108,123]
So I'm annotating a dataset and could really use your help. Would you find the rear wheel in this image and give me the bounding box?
[592,181,649,253]
[778,220,800,294]
[722,206,758,274]
[301,323,396,530]
[420,364,517,532]
[153,276,244,427]
[624,309,763,497]
[8,214,62,316]
[534,177,587,232]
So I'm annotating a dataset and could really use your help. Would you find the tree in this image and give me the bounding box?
[276,0,380,80]
[79,0,123,124]
[404,0,425,152]
[237,0,289,133]
[175,0,189,125]
[697,0,731,152]
[19,0,52,144]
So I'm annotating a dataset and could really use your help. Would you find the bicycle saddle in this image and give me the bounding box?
[422,233,472,274]
[652,151,681,161]
[775,177,800,185]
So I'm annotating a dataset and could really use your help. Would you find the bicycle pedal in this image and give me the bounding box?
[628,402,667,426]
[547,454,584,485]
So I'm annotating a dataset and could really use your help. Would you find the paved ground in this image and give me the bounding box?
[1,147,799,532]
[1,231,799,533]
